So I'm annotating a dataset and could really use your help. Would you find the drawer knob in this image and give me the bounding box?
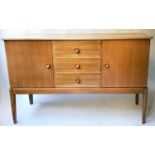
[45,64,51,69]
[75,64,80,69]
[104,64,110,69]
[74,48,80,54]
[75,79,81,84]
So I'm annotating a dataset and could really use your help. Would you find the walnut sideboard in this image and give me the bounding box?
[3,33,153,124]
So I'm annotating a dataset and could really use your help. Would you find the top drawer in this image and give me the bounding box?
[52,41,101,58]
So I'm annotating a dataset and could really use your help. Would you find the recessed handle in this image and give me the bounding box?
[45,64,51,69]
[75,79,81,84]
[104,64,110,69]
[74,48,80,54]
[75,64,80,69]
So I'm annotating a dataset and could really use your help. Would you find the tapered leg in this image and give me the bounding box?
[29,94,33,105]
[135,94,139,105]
[9,89,17,124]
[142,88,148,124]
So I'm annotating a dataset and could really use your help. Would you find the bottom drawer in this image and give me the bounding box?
[55,73,101,88]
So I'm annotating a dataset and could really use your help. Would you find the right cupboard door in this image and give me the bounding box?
[102,40,150,87]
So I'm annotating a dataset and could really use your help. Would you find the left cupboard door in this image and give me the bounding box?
[5,41,54,88]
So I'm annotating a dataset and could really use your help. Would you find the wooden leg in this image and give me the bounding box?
[29,94,33,105]
[142,88,148,124]
[135,93,139,105]
[9,89,17,124]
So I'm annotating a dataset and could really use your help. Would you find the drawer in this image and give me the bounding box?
[55,73,101,87]
[52,41,101,58]
[53,58,101,73]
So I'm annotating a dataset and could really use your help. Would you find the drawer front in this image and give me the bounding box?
[55,73,101,87]
[53,58,101,73]
[52,41,101,58]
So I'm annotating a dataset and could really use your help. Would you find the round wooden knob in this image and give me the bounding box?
[104,64,110,69]
[75,79,80,84]
[45,64,51,69]
[74,48,80,54]
[75,64,80,69]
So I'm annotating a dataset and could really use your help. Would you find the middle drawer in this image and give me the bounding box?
[53,58,101,73]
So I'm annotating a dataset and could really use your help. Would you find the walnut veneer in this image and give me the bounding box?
[3,33,153,124]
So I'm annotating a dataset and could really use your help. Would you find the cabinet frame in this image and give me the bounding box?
[3,33,152,124]
[10,87,148,124]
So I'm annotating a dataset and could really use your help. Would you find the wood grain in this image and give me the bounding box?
[54,73,101,88]
[5,41,54,88]
[2,33,153,40]
[142,87,148,124]
[12,87,145,94]
[4,35,152,124]
[52,41,101,58]
[9,89,17,123]
[102,40,150,87]
[53,58,101,73]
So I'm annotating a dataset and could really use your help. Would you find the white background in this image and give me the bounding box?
[0,0,155,155]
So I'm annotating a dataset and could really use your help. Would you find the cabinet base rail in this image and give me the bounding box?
[9,87,148,124]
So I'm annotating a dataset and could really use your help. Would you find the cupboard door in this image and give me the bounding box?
[102,40,150,87]
[5,41,54,88]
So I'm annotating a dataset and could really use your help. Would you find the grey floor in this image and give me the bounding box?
[0,90,155,126]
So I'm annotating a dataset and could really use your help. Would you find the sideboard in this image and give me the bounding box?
[3,33,153,124]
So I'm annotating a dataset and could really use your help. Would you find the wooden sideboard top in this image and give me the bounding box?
[1,32,153,40]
